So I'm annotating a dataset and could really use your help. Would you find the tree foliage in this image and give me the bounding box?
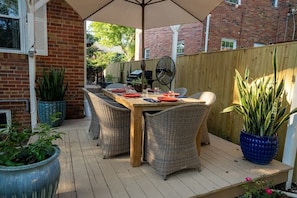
[86,22,135,70]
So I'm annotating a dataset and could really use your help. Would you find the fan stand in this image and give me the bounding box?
[141,60,146,91]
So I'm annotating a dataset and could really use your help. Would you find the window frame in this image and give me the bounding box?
[272,0,278,7]
[221,38,237,50]
[225,0,241,5]
[0,0,26,54]
[144,48,150,59]
[177,40,184,55]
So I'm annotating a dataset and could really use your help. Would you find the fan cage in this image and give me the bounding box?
[155,56,176,87]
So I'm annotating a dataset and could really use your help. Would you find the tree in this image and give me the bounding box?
[88,22,135,62]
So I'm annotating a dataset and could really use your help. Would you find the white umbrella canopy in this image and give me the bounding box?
[65,0,223,30]
[65,0,223,56]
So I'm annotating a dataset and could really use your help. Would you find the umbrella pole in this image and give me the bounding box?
[141,2,146,91]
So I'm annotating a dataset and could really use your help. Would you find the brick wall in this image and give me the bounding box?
[204,0,294,52]
[37,0,85,120]
[144,0,297,55]
[0,0,85,129]
[0,54,31,128]
[144,22,203,58]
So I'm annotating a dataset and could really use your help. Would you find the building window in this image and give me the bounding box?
[0,110,11,129]
[0,1,47,55]
[221,38,237,50]
[144,48,150,59]
[0,0,25,53]
[254,43,265,47]
[177,40,184,55]
[272,0,278,7]
[225,0,241,5]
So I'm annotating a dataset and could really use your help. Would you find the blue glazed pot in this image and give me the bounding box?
[240,130,278,165]
[38,100,66,127]
[0,146,61,198]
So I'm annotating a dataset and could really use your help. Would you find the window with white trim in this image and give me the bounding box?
[225,0,241,5]
[0,0,24,53]
[272,0,278,7]
[0,0,47,55]
[221,38,237,50]
[254,43,265,47]
[177,40,184,55]
[144,48,150,59]
[0,110,11,129]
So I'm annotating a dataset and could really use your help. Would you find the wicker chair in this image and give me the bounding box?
[89,92,130,158]
[173,87,187,97]
[82,88,100,140]
[105,83,125,89]
[188,91,216,154]
[144,103,208,180]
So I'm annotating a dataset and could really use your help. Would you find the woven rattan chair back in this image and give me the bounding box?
[188,91,216,146]
[173,87,187,97]
[105,83,125,89]
[90,92,130,158]
[82,88,100,140]
[144,103,208,180]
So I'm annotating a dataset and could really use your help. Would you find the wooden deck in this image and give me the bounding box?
[55,119,292,198]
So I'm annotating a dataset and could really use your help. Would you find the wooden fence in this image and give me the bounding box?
[105,42,297,169]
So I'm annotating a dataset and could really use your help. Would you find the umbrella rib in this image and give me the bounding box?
[124,0,166,6]
[83,0,114,21]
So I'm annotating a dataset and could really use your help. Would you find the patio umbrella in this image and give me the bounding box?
[65,0,223,87]
[66,0,222,56]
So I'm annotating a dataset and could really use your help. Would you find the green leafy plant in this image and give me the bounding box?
[105,74,113,82]
[131,77,147,85]
[35,68,68,101]
[0,113,64,166]
[222,49,297,136]
[240,176,287,198]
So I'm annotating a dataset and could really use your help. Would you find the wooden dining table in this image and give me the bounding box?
[102,88,205,167]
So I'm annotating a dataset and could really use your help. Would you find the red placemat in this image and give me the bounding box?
[122,93,141,98]
[111,88,126,93]
[157,96,178,102]
[163,93,180,97]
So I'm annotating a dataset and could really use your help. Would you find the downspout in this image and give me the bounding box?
[284,13,290,41]
[170,25,181,90]
[292,9,296,40]
[27,0,37,130]
[282,70,297,190]
[204,14,211,52]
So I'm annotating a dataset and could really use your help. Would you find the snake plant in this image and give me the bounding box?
[222,49,297,136]
[35,68,68,101]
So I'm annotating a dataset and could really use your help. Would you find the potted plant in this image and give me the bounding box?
[222,49,297,164]
[0,116,63,197]
[131,77,148,92]
[35,68,68,127]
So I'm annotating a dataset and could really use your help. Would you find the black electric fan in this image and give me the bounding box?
[155,56,176,89]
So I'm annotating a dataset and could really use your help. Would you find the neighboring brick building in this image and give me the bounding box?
[144,0,297,57]
[0,0,85,129]
[144,23,204,59]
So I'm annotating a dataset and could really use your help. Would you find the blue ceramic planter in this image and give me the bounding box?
[38,100,66,127]
[0,146,61,198]
[240,131,278,165]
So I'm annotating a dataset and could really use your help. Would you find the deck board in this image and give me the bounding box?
[55,119,292,198]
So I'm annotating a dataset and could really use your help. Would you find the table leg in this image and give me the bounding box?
[130,107,143,167]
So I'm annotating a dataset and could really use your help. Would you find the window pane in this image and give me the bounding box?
[0,0,18,17]
[0,17,20,49]
[225,0,238,4]
[177,40,184,55]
